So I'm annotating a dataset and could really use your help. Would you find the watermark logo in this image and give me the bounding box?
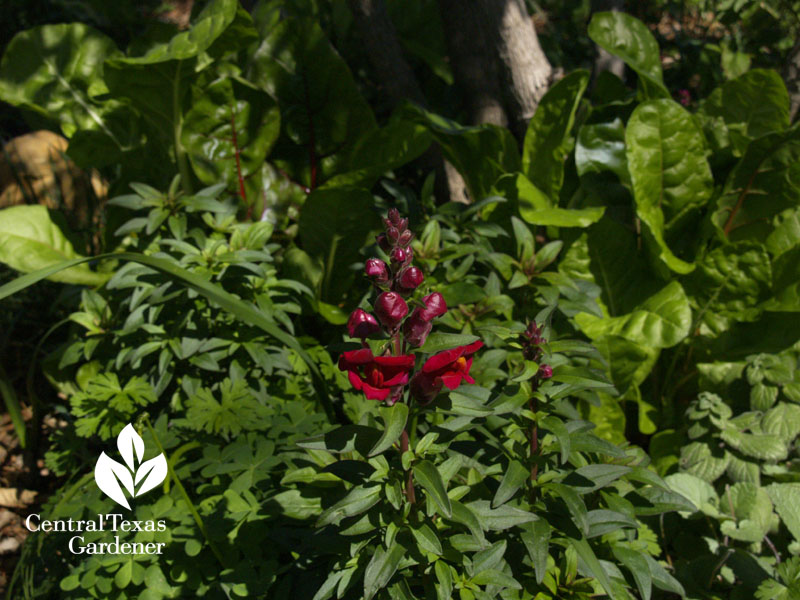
[94,424,167,510]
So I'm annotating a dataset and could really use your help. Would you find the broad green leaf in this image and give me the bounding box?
[720,482,773,543]
[467,500,537,531]
[541,416,571,464]
[766,483,800,542]
[586,509,637,538]
[471,569,521,590]
[569,537,620,600]
[494,173,605,228]
[364,544,405,600]
[685,241,772,323]
[316,484,381,527]
[588,12,668,98]
[0,23,136,163]
[419,333,481,354]
[298,187,380,301]
[249,12,378,187]
[720,429,789,461]
[767,245,800,312]
[699,69,790,155]
[521,519,550,584]
[593,336,659,396]
[680,442,729,483]
[492,460,529,508]
[448,500,486,547]
[434,561,453,600]
[712,126,800,242]
[404,104,520,200]
[414,460,452,518]
[762,403,800,442]
[566,464,631,493]
[626,99,713,273]
[0,206,107,285]
[575,118,629,183]
[182,76,280,199]
[298,425,381,455]
[665,473,717,518]
[644,555,685,596]
[767,207,800,257]
[472,541,507,576]
[546,482,588,535]
[369,403,409,456]
[575,281,691,349]
[522,70,590,201]
[612,546,652,600]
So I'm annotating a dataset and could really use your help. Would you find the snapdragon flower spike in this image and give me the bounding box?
[365,258,389,285]
[397,266,424,293]
[347,308,380,339]
[402,292,446,347]
[375,291,408,329]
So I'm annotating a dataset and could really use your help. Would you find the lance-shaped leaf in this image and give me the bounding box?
[522,70,590,201]
[588,12,668,99]
[117,423,144,472]
[95,452,135,510]
[0,206,108,286]
[182,76,280,199]
[699,69,790,155]
[135,454,168,497]
[626,99,713,273]
[712,126,800,242]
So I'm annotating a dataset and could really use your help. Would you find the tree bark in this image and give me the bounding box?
[783,39,800,123]
[347,0,469,202]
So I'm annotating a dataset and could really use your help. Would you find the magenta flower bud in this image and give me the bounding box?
[398,218,408,232]
[387,226,400,244]
[388,208,401,225]
[347,309,380,339]
[398,230,414,246]
[398,266,424,292]
[403,310,433,347]
[420,292,447,320]
[365,258,389,283]
[390,247,407,264]
[376,233,391,253]
[374,292,408,329]
[538,364,553,379]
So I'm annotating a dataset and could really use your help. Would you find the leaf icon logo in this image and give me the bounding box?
[94,424,167,509]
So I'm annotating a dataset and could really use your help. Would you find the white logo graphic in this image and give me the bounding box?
[94,424,168,510]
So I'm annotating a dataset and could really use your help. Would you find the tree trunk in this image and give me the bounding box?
[347,0,469,203]
[783,39,800,123]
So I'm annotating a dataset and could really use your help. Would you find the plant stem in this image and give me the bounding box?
[144,417,229,568]
[400,429,416,504]
[529,380,540,502]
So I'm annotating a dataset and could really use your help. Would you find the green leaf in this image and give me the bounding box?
[492,460,529,508]
[569,537,620,600]
[298,187,380,301]
[115,559,133,589]
[448,500,486,547]
[762,402,800,441]
[626,99,713,273]
[404,104,520,200]
[680,442,729,483]
[495,173,605,228]
[588,12,668,98]
[0,206,107,285]
[712,126,800,241]
[467,500,537,531]
[369,403,409,456]
[586,510,638,538]
[414,460,452,518]
[364,544,405,600]
[699,69,790,155]
[434,561,453,600]
[576,118,629,183]
[316,484,381,527]
[575,281,691,348]
[546,482,588,535]
[472,540,506,574]
[0,23,135,162]
[522,70,590,201]
[721,429,789,461]
[612,546,652,600]
[471,569,521,590]
[720,482,773,543]
[297,425,381,455]
[418,333,480,354]
[766,483,800,542]
[182,76,280,198]
[663,473,717,516]
[521,519,550,584]
[249,12,377,187]
[766,207,800,257]
[409,522,442,555]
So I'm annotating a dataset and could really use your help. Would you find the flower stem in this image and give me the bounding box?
[529,381,540,501]
[400,429,416,504]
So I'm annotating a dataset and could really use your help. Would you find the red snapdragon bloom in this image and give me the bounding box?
[410,340,483,403]
[338,349,415,401]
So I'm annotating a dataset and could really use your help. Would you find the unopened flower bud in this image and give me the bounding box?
[398,230,414,246]
[538,364,553,379]
[374,292,408,329]
[365,258,389,284]
[403,309,433,347]
[347,309,380,339]
[398,266,424,292]
[398,218,408,232]
[387,226,400,244]
[376,233,391,253]
[420,292,447,320]
[388,208,401,226]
